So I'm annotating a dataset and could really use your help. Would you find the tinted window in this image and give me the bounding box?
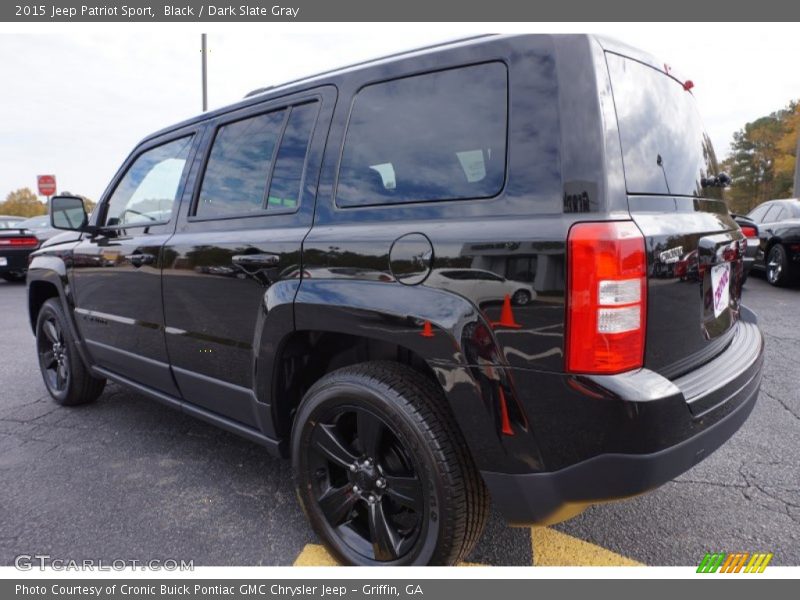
[196,110,286,218]
[747,204,771,222]
[265,102,318,210]
[763,204,783,222]
[336,63,508,207]
[477,271,504,282]
[105,136,193,227]
[765,205,781,221]
[607,54,717,197]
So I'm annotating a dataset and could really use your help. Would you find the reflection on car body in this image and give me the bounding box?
[425,268,536,306]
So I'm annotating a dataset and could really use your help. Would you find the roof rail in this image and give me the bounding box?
[242,34,493,99]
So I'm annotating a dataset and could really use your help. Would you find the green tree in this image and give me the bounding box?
[722,100,799,214]
[0,188,47,217]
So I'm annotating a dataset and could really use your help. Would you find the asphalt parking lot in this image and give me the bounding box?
[0,275,798,567]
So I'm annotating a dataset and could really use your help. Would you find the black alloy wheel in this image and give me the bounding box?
[292,361,489,566]
[766,244,793,286]
[35,298,106,406]
[37,313,70,395]
[307,405,423,562]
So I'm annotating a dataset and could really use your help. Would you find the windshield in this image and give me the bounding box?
[607,53,719,198]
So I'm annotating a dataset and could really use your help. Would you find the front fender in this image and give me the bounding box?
[27,249,94,375]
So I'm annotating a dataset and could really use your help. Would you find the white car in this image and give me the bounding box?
[426,268,537,306]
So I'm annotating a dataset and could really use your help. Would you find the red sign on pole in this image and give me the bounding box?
[37,175,57,197]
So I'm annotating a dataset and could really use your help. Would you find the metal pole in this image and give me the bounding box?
[201,33,208,112]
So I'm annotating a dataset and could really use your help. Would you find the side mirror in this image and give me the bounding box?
[50,195,89,231]
[717,172,732,187]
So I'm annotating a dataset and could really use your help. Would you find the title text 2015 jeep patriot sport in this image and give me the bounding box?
[29,34,763,566]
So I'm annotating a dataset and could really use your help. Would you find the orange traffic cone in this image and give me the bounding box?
[420,320,434,338]
[492,295,522,329]
[498,387,514,436]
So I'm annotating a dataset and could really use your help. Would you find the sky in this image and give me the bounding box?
[1,25,799,202]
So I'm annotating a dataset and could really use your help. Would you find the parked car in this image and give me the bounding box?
[1,223,39,283]
[18,215,61,242]
[745,198,800,286]
[28,34,763,566]
[731,214,759,283]
[426,268,536,306]
[0,215,62,282]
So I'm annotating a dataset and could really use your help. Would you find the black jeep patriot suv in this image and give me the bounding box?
[28,34,763,566]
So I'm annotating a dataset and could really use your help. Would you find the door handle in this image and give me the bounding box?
[231,253,280,267]
[125,253,155,267]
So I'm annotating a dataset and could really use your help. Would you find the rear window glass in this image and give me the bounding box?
[607,53,718,197]
[336,62,508,207]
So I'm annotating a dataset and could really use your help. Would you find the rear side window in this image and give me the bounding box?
[336,62,508,207]
[196,110,286,218]
[266,102,318,210]
[195,102,318,219]
[607,53,717,197]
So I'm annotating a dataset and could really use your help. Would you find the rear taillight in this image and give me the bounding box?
[740,226,758,238]
[566,221,647,374]
[0,236,38,248]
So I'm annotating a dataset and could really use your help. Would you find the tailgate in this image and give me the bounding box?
[630,199,745,378]
[605,50,744,378]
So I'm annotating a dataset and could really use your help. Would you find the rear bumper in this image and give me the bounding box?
[0,248,33,272]
[482,306,763,525]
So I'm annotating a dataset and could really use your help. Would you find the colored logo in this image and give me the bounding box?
[697,552,773,573]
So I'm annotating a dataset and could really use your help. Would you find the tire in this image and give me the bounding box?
[766,244,795,287]
[35,298,106,406]
[512,289,532,306]
[291,361,489,566]
[2,271,26,283]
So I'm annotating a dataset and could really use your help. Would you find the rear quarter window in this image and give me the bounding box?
[607,53,718,198]
[336,62,508,207]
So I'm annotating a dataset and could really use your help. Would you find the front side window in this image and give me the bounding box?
[104,136,193,227]
[336,62,508,207]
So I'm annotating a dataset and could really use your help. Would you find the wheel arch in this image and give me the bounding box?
[28,279,60,333]
[258,279,544,472]
[26,256,95,374]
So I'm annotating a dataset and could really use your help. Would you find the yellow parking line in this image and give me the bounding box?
[531,526,643,566]
[294,544,341,566]
[293,527,643,566]
[292,544,485,566]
